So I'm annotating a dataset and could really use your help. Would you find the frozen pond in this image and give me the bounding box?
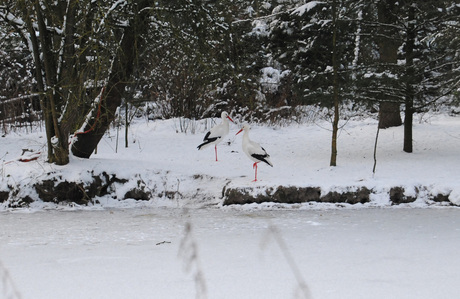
[1,207,460,299]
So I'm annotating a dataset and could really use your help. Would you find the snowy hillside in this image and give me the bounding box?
[2,112,460,210]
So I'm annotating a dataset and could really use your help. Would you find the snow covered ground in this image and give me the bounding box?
[2,111,460,208]
[1,111,460,298]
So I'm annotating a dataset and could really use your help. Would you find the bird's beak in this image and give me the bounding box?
[236,128,243,135]
[227,115,234,123]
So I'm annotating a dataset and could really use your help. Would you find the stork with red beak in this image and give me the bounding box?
[197,111,234,161]
[236,123,273,181]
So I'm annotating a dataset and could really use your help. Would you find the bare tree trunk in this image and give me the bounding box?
[378,102,402,129]
[71,29,135,158]
[403,100,413,153]
[377,0,402,129]
[21,4,54,162]
[125,103,129,148]
[35,2,69,165]
[71,1,149,158]
[330,0,339,167]
[403,4,416,153]
[59,0,80,137]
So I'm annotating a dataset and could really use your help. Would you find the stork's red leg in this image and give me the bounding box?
[215,145,218,161]
[252,162,259,182]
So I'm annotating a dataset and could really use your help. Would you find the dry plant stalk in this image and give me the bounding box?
[261,225,312,299]
[1,260,22,299]
[178,221,207,299]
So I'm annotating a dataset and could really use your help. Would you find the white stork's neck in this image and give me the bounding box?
[220,116,230,136]
[242,128,250,143]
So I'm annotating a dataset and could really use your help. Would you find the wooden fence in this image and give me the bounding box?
[1,94,42,134]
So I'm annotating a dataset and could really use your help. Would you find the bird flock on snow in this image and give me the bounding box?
[197,111,273,182]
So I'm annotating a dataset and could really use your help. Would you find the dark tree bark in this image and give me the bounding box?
[377,0,402,129]
[59,0,80,137]
[71,1,150,158]
[20,3,53,162]
[378,102,402,129]
[24,1,69,164]
[330,0,339,167]
[403,4,416,153]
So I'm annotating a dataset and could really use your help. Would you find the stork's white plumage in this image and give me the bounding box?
[197,111,234,161]
[236,123,273,181]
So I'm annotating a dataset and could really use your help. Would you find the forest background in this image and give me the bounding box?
[1,0,459,167]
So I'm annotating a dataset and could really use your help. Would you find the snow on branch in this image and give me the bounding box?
[233,1,325,24]
[0,8,36,59]
[72,86,105,137]
[0,10,25,27]
[97,0,128,32]
[291,1,325,17]
[0,94,39,105]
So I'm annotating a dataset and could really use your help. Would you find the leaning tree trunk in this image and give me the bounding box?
[71,1,149,158]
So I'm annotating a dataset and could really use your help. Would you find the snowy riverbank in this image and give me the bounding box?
[2,112,460,210]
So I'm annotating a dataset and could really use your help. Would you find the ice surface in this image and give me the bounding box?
[1,208,459,299]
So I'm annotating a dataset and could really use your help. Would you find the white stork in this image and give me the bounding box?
[236,123,273,181]
[197,111,234,161]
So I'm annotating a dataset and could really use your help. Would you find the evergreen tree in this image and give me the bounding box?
[356,0,460,152]
[138,0,267,120]
[264,0,364,165]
